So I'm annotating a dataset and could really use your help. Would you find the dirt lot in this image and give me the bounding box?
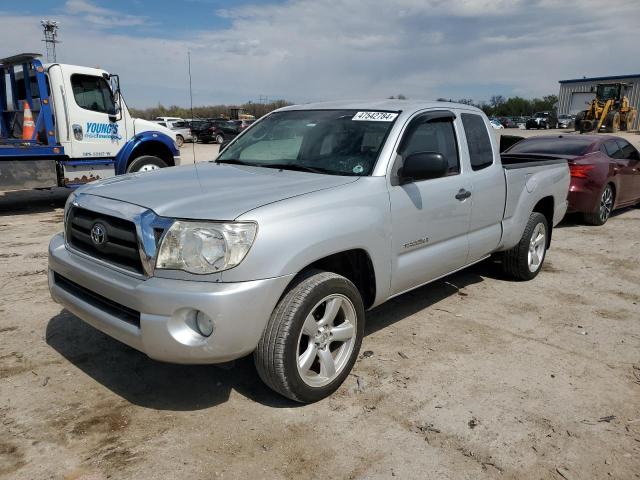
[1,130,640,480]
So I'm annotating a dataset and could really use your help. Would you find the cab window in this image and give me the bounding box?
[461,113,493,170]
[71,74,116,115]
[400,116,460,175]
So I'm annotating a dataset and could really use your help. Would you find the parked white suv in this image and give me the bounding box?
[154,119,193,147]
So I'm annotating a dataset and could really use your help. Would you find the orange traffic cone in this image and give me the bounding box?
[22,101,35,141]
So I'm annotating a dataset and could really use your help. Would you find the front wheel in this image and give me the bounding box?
[215,134,224,144]
[126,155,168,173]
[254,270,365,403]
[502,212,549,281]
[583,184,614,225]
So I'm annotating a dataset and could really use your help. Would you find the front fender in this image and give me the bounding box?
[224,177,393,307]
[114,132,179,174]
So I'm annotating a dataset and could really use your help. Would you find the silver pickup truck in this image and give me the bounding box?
[48,101,569,402]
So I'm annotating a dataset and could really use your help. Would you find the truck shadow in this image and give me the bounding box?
[0,188,69,216]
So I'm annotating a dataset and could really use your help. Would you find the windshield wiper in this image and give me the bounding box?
[259,163,335,174]
[215,159,254,166]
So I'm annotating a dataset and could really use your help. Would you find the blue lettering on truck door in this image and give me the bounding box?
[85,122,122,140]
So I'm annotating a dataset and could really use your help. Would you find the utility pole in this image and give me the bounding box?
[41,20,60,62]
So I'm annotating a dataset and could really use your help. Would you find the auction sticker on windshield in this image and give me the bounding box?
[352,111,398,122]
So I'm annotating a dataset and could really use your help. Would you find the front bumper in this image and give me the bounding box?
[48,233,293,364]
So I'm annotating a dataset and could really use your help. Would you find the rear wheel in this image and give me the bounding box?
[215,133,224,144]
[175,135,184,147]
[254,271,365,403]
[126,155,168,173]
[583,184,614,225]
[502,212,549,281]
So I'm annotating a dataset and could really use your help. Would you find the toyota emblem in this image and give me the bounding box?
[90,223,107,246]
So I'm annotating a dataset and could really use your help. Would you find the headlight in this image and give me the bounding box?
[156,221,257,274]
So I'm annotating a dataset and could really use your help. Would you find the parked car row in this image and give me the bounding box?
[152,117,257,147]
[505,134,640,225]
[492,114,576,130]
[189,118,255,144]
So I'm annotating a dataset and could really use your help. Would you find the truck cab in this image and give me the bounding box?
[1,53,180,192]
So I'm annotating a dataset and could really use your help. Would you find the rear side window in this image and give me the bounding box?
[507,138,592,156]
[400,118,460,174]
[71,74,116,115]
[602,140,622,159]
[615,139,640,160]
[461,113,493,171]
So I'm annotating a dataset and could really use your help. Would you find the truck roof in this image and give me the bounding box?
[279,99,483,115]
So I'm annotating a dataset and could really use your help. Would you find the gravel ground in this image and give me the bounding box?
[1,130,639,480]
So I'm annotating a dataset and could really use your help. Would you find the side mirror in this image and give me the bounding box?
[400,152,448,183]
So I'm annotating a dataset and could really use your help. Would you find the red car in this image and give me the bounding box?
[505,135,640,225]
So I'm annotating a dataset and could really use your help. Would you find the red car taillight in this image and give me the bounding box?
[569,164,594,178]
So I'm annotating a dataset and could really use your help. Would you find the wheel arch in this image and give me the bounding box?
[114,132,178,174]
[532,195,554,247]
[286,249,377,310]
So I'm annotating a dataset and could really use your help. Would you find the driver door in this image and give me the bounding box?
[61,66,127,160]
[389,111,472,296]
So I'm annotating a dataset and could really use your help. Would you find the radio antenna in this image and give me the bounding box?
[188,51,196,164]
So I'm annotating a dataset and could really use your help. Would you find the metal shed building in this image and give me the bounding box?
[557,74,640,129]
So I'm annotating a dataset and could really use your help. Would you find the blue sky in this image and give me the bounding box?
[1,0,638,108]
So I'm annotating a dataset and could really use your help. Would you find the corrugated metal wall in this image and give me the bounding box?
[558,76,640,129]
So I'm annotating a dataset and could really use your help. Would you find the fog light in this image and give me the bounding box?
[195,311,214,337]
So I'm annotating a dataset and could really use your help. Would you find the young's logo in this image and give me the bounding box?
[85,122,122,141]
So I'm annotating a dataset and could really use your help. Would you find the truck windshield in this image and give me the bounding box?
[216,109,399,176]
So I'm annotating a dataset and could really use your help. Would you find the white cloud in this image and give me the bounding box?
[64,0,147,27]
[1,0,638,107]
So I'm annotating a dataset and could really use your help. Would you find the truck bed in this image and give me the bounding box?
[499,152,570,251]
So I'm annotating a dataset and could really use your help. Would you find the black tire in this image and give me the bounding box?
[574,111,585,131]
[254,270,365,403]
[583,184,614,226]
[215,133,224,144]
[192,134,199,143]
[603,111,620,133]
[175,135,184,147]
[126,155,168,173]
[502,212,549,281]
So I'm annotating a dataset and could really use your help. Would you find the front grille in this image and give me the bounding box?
[54,272,141,327]
[67,207,144,275]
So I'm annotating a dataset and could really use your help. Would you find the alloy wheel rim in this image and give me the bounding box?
[599,186,613,222]
[296,294,357,388]
[527,223,546,272]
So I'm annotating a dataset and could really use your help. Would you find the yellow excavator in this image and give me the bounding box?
[575,82,637,133]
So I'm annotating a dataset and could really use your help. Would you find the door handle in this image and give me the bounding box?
[455,189,472,201]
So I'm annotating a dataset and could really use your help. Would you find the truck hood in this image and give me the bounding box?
[82,162,359,220]
[134,118,176,139]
